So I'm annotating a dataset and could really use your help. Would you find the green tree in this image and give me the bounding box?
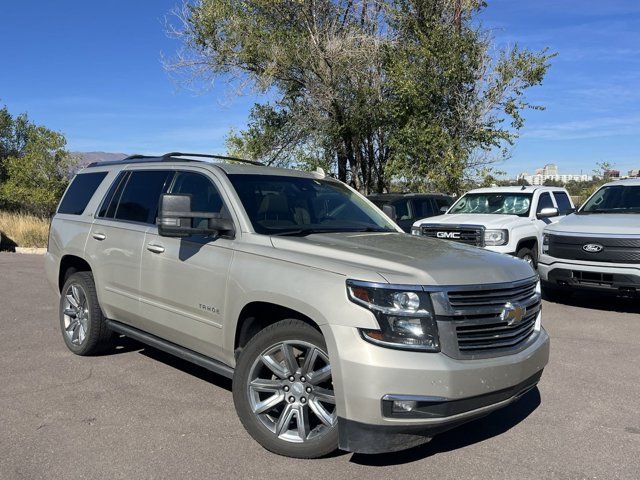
[168,0,553,194]
[0,109,77,216]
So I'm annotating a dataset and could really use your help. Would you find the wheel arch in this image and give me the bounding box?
[233,301,324,359]
[58,254,93,292]
[516,236,538,253]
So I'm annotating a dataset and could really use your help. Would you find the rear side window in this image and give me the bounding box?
[434,197,452,211]
[112,170,173,224]
[553,191,573,215]
[58,172,108,215]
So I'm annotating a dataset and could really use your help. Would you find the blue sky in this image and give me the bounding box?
[1,1,639,177]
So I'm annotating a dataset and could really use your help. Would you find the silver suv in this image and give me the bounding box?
[45,153,550,458]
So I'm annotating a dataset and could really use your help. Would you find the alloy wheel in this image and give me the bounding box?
[247,341,336,443]
[62,283,89,346]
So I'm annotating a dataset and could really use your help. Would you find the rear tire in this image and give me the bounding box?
[233,319,339,458]
[59,271,112,355]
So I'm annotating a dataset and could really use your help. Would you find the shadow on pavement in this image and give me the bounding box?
[349,388,541,466]
[543,290,640,314]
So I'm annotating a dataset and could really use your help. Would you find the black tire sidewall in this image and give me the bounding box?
[232,319,339,458]
[59,272,109,356]
[517,247,537,269]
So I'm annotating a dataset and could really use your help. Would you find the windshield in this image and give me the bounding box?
[580,185,640,213]
[228,174,398,235]
[448,193,532,217]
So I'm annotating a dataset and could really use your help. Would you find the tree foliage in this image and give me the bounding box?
[168,0,553,193]
[0,106,77,216]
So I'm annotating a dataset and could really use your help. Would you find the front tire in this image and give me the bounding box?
[59,271,112,355]
[233,319,338,458]
[516,246,538,269]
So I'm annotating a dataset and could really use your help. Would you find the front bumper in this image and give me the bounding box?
[539,255,640,295]
[323,324,550,453]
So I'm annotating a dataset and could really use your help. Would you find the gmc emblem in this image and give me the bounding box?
[436,231,461,239]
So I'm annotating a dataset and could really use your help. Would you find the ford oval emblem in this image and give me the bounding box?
[582,243,604,253]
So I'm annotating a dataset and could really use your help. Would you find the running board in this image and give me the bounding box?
[105,319,234,379]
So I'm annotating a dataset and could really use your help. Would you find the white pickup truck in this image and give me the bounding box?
[411,186,575,267]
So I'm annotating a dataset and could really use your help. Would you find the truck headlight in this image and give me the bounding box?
[542,233,549,253]
[484,229,509,246]
[411,226,421,236]
[346,280,439,352]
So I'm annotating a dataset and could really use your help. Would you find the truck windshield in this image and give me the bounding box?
[580,185,640,213]
[228,174,398,235]
[448,193,532,217]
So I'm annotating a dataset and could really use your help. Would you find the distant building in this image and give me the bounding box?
[518,163,592,185]
[628,169,640,178]
[604,169,620,179]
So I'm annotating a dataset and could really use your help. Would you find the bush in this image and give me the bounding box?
[0,211,49,248]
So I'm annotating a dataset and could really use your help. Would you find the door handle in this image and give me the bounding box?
[147,243,165,254]
[92,233,106,241]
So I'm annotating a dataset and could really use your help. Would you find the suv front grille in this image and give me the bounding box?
[420,225,484,247]
[455,305,539,352]
[432,278,541,359]
[548,234,640,264]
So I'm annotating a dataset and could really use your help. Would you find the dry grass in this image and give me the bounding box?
[0,211,50,248]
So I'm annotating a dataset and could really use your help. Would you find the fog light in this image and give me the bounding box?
[392,400,417,413]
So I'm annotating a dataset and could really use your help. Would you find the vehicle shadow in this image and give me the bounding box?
[349,387,541,466]
[543,290,640,314]
[105,335,233,389]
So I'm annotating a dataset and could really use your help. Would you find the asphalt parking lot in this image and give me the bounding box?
[1,253,639,480]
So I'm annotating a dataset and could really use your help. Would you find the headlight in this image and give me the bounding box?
[411,226,421,236]
[346,280,439,352]
[542,233,549,252]
[484,229,509,246]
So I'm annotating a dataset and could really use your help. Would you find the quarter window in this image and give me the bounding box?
[536,192,554,213]
[58,172,108,215]
[113,170,173,224]
[553,192,573,215]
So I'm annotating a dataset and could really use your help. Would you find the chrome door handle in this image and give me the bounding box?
[92,233,106,241]
[146,243,165,254]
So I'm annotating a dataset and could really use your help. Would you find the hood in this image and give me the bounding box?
[270,232,535,286]
[414,213,527,228]
[546,213,640,236]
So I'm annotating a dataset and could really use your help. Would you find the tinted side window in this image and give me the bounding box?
[413,199,436,217]
[553,192,573,215]
[435,197,453,210]
[170,172,227,229]
[58,172,108,215]
[98,171,128,218]
[537,192,554,213]
[393,200,412,220]
[114,170,173,224]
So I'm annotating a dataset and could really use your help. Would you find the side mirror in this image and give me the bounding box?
[382,204,397,222]
[440,206,449,213]
[537,207,559,219]
[157,193,235,238]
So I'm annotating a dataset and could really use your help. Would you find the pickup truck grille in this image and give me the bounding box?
[547,234,640,264]
[420,225,484,247]
[433,278,541,359]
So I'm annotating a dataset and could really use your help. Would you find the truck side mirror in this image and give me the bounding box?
[157,193,235,238]
[382,204,397,222]
[537,207,559,219]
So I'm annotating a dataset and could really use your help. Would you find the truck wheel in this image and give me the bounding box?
[59,272,112,355]
[516,247,537,269]
[233,319,338,458]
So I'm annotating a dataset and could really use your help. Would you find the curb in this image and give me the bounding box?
[14,247,47,255]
